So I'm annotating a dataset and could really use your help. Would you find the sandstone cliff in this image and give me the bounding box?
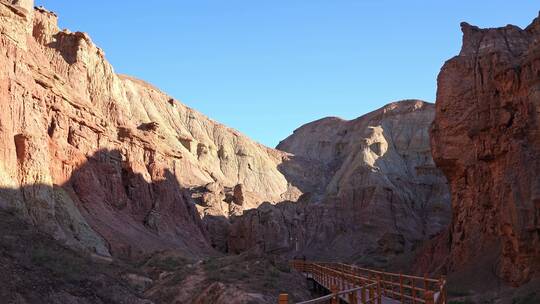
[0,1,458,302]
[417,13,540,287]
[0,0,452,276]
[228,100,451,266]
[0,0,302,258]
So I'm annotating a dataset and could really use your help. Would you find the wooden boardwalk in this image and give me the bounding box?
[279,260,447,304]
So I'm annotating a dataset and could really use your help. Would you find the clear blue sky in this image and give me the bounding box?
[35,1,538,147]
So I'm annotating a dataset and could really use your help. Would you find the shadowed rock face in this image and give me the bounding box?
[0,0,451,270]
[228,101,451,266]
[417,14,540,286]
[0,0,304,257]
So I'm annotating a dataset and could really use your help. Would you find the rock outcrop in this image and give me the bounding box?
[228,101,451,266]
[0,0,451,273]
[0,0,301,258]
[417,13,540,286]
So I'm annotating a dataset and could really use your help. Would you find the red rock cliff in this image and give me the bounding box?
[0,1,300,258]
[428,13,540,286]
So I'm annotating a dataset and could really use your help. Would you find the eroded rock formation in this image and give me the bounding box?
[0,0,300,258]
[417,13,540,286]
[228,101,451,265]
[0,0,451,275]
[0,1,458,302]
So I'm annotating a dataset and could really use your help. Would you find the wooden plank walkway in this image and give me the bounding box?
[278,260,447,304]
[302,271,400,304]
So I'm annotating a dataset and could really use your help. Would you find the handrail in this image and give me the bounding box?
[336,263,440,283]
[285,260,447,304]
[296,283,377,304]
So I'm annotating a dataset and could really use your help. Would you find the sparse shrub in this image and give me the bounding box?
[146,256,188,271]
[513,292,539,304]
[447,287,472,298]
[31,244,89,283]
[166,270,191,286]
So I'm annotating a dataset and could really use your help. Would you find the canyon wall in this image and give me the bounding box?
[419,14,540,286]
[0,0,302,258]
[228,101,451,265]
[0,0,451,268]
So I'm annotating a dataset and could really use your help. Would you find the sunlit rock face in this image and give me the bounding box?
[0,1,304,257]
[0,0,450,266]
[228,100,451,266]
[416,14,540,286]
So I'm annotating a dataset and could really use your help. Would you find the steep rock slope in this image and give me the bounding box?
[228,101,450,265]
[0,1,300,258]
[0,209,152,304]
[0,0,451,269]
[419,14,540,286]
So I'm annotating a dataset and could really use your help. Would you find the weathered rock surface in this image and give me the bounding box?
[0,209,153,304]
[416,14,540,286]
[228,100,451,265]
[0,0,451,280]
[0,1,455,302]
[0,0,301,258]
[143,252,311,304]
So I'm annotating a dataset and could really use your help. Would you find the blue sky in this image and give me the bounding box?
[35,1,539,147]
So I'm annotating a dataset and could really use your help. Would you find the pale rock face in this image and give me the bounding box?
[0,2,299,257]
[11,0,33,11]
[0,1,450,267]
[416,13,540,286]
[228,100,451,265]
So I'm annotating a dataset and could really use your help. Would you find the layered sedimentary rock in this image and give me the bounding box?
[0,0,301,258]
[418,12,540,285]
[0,0,451,270]
[228,101,451,265]
[419,14,540,286]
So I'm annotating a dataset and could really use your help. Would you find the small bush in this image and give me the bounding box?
[31,245,89,283]
[146,256,188,271]
[166,270,191,286]
[447,287,472,297]
[513,292,539,304]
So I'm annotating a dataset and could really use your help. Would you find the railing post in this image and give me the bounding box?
[376,276,382,304]
[278,293,288,304]
[361,285,366,304]
[348,289,357,304]
[340,264,344,290]
[369,284,374,304]
[425,290,434,304]
[412,278,416,304]
[439,275,446,304]
[331,285,338,304]
[385,273,389,297]
[400,273,404,303]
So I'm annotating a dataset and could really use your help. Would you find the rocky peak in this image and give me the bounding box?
[418,13,540,287]
[458,20,530,58]
[32,5,57,45]
[0,0,450,285]
[525,11,540,32]
[0,2,307,258]
[228,100,450,264]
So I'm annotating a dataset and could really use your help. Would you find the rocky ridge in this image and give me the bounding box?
[0,0,304,258]
[0,0,451,264]
[228,100,451,266]
[416,13,540,288]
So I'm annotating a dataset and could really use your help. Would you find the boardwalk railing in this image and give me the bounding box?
[279,260,447,304]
